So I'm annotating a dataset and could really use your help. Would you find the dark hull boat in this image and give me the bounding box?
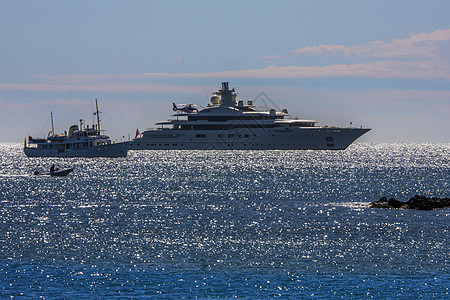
[33,168,73,177]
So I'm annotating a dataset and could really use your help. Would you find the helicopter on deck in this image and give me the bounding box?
[172,103,199,113]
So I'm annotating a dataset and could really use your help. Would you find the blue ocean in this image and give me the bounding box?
[0,143,448,299]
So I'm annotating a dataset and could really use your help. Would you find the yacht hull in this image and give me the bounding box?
[24,141,129,157]
[129,128,370,150]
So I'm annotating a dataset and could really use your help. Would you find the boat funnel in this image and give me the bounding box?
[68,125,79,138]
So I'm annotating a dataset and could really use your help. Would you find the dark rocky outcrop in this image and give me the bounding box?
[370,195,450,210]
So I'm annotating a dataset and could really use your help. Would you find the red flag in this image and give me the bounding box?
[135,128,140,139]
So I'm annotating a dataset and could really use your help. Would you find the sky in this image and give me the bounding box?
[1,0,449,143]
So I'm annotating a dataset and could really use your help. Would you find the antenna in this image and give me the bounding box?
[94,99,101,132]
[204,88,209,106]
[50,111,55,135]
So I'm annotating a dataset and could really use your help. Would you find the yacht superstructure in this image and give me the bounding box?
[130,82,370,150]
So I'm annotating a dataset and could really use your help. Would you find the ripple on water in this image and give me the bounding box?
[0,143,448,298]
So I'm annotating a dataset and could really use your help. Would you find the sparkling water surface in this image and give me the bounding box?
[0,143,449,298]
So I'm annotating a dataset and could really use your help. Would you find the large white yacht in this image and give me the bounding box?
[24,100,129,157]
[130,82,370,150]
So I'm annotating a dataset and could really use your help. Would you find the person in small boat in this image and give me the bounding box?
[49,164,59,173]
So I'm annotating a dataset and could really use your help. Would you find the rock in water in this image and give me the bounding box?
[370,195,450,210]
[387,197,404,208]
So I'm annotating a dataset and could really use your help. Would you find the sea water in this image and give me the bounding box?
[0,143,448,298]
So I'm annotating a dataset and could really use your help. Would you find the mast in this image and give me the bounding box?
[94,99,101,132]
[50,111,55,135]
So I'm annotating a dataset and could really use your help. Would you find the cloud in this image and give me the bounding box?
[1,58,448,96]
[0,83,203,94]
[102,60,450,80]
[1,29,448,95]
[329,89,450,105]
[292,29,450,59]
[0,98,90,113]
[1,59,448,96]
[256,55,286,60]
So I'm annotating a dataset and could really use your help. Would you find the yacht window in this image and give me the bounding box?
[326,137,335,147]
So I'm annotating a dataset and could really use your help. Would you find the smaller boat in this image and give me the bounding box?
[33,167,73,177]
[24,99,129,157]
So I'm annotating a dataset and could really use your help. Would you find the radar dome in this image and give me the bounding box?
[211,95,220,105]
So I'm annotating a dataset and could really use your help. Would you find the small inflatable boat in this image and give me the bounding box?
[34,168,73,177]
